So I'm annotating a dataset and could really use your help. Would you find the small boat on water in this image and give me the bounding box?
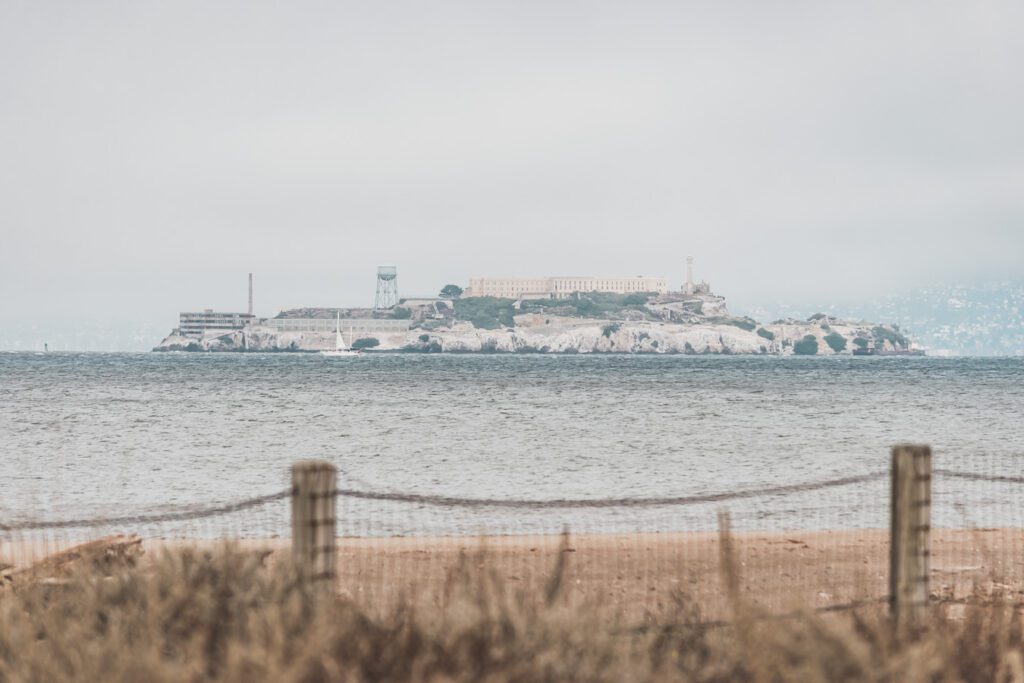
[321,313,363,358]
[852,339,926,356]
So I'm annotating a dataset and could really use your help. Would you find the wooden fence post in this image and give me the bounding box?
[890,444,931,626]
[291,460,336,585]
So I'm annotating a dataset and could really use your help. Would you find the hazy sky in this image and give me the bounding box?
[2,1,1022,346]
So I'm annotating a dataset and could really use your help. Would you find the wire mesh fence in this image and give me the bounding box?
[0,491,291,587]
[931,466,1024,606]
[332,470,893,622]
[3,450,1024,626]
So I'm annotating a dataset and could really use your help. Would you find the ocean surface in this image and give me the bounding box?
[1,352,1023,536]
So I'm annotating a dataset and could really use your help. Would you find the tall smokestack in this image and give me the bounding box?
[248,273,253,316]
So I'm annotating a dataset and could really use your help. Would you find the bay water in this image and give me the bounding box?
[2,352,1022,535]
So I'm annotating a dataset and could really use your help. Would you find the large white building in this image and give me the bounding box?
[465,275,669,299]
[178,310,255,337]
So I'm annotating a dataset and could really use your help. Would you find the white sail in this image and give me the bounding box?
[321,311,363,357]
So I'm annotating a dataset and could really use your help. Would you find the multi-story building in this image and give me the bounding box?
[465,275,669,299]
[178,310,255,337]
[465,278,553,299]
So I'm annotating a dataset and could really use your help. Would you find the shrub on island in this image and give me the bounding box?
[824,332,847,352]
[454,297,516,329]
[521,292,654,319]
[793,335,819,355]
[352,337,380,350]
[872,326,908,349]
[471,315,502,330]
[602,323,621,338]
[727,318,757,332]
[756,327,775,341]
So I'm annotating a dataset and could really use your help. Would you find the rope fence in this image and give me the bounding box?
[332,471,890,509]
[3,448,1024,625]
[0,490,291,532]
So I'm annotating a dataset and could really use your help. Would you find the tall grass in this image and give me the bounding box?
[1,544,1023,681]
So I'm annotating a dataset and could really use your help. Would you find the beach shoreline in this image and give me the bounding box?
[6,528,1021,621]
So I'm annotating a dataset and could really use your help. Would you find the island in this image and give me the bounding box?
[154,275,917,355]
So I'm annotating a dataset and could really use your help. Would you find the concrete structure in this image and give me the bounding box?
[179,310,254,337]
[466,276,669,300]
[399,297,450,307]
[399,297,452,318]
[262,318,410,337]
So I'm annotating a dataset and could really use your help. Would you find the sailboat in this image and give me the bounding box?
[321,312,363,357]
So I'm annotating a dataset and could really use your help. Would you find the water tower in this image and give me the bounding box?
[375,265,399,310]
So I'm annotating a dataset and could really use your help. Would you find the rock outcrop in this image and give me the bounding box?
[154,314,910,356]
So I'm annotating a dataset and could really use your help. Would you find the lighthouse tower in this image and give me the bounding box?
[685,256,695,295]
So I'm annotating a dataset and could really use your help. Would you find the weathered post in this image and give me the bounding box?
[717,510,741,604]
[890,444,932,626]
[291,460,337,584]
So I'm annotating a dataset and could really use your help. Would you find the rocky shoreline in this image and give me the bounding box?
[154,314,913,356]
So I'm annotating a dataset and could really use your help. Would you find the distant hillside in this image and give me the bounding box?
[737,281,1024,357]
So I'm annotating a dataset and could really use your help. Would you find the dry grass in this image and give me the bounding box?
[1,542,1024,682]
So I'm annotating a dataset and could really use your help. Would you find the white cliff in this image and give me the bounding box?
[154,315,909,356]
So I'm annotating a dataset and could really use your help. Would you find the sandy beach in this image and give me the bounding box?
[6,528,1023,622]
[329,528,1024,621]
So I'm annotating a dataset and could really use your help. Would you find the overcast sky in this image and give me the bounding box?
[2,1,1022,347]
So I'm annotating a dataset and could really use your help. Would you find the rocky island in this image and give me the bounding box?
[154,284,917,356]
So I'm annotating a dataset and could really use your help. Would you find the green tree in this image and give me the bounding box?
[439,284,464,298]
[392,307,412,319]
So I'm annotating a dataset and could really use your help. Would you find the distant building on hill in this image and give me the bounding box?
[683,256,712,295]
[465,275,669,299]
[177,273,258,338]
[178,310,254,337]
